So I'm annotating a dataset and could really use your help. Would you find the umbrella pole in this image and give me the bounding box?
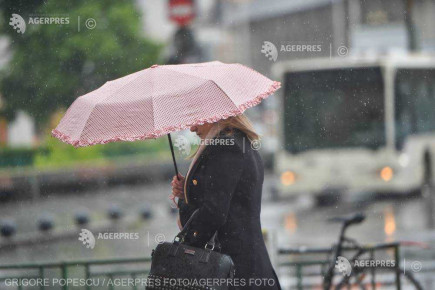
[167,134,180,181]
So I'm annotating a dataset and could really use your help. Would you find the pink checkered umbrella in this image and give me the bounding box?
[51,61,281,177]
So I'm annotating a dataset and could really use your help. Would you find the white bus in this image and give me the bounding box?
[272,54,435,204]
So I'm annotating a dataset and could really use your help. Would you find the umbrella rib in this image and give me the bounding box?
[150,65,156,134]
[159,66,240,112]
[98,69,149,104]
[159,65,210,82]
[78,69,151,142]
[205,79,240,112]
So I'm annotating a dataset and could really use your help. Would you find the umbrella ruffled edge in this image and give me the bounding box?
[51,81,281,148]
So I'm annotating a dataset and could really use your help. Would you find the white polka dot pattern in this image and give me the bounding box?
[51,61,281,147]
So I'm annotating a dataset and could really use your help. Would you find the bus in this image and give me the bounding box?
[271,54,435,204]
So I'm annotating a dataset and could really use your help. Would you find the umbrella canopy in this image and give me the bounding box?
[51,61,280,147]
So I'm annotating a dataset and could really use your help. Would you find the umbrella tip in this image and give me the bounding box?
[151,64,158,68]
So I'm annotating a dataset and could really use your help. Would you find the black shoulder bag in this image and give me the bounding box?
[146,209,236,290]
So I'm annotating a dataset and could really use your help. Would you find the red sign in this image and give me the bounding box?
[169,0,195,26]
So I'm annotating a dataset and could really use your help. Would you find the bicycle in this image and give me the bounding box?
[322,213,424,290]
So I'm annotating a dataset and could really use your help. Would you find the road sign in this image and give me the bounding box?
[168,0,195,26]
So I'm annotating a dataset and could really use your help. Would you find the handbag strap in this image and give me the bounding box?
[174,209,219,249]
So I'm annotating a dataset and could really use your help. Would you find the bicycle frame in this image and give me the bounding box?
[323,219,351,290]
[321,213,424,290]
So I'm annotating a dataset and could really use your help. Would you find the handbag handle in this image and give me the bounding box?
[174,209,219,250]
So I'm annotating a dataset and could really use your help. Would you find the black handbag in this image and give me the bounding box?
[146,209,236,290]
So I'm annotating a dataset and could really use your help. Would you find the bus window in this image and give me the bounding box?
[283,67,385,153]
[395,69,435,150]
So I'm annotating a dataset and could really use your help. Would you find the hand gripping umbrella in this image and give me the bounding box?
[51,61,281,179]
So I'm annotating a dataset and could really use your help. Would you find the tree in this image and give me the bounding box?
[0,0,162,132]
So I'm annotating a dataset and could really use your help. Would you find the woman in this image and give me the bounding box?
[170,114,281,290]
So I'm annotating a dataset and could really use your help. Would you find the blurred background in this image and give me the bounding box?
[0,0,434,289]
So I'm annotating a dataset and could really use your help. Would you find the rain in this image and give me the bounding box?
[0,0,435,289]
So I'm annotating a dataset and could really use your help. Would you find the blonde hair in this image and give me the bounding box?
[187,114,260,159]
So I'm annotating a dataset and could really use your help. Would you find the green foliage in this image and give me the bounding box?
[33,130,169,169]
[0,0,162,128]
[100,138,167,158]
[0,134,169,169]
[0,146,41,167]
[0,0,167,169]
[33,134,105,168]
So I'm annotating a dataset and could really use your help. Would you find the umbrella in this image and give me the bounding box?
[51,61,281,177]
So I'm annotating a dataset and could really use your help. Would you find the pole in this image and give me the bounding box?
[167,133,180,180]
[404,0,417,52]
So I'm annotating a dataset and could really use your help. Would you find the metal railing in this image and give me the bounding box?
[0,242,425,290]
[0,257,152,290]
[277,242,402,290]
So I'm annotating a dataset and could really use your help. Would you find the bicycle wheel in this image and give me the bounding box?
[400,268,424,290]
[336,267,424,290]
[335,270,367,290]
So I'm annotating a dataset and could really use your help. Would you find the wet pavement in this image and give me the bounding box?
[0,175,434,288]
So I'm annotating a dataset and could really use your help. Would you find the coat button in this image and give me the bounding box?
[193,231,198,237]
[192,179,198,185]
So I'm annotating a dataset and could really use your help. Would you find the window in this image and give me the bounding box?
[284,67,385,153]
[395,69,435,149]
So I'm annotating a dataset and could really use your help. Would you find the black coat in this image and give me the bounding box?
[177,128,281,290]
